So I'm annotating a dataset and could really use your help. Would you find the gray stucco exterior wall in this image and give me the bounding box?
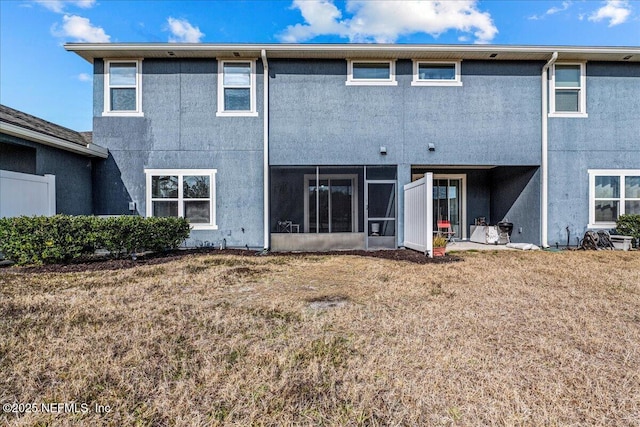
[269,59,542,167]
[269,59,543,245]
[547,62,640,246]
[0,133,93,215]
[89,52,639,250]
[92,58,265,248]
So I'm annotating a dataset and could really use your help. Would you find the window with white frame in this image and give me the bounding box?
[145,169,217,229]
[217,60,257,116]
[589,170,640,227]
[104,59,142,116]
[550,63,587,117]
[412,61,462,86]
[346,60,397,86]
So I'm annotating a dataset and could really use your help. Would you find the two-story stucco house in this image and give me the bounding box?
[65,43,640,253]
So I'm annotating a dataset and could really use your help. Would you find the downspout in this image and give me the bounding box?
[261,49,270,250]
[541,51,558,248]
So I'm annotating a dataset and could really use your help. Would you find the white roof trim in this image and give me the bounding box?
[65,43,640,63]
[0,122,108,158]
[65,43,640,54]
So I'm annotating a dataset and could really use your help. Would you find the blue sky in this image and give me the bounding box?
[1,0,638,131]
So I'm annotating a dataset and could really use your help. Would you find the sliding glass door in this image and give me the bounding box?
[305,175,357,233]
[433,175,466,239]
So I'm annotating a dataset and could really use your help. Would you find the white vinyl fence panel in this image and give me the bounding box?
[403,172,433,257]
[0,170,56,218]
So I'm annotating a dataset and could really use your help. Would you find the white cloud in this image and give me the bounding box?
[279,0,498,44]
[528,1,571,20]
[52,14,110,42]
[546,1,571,15]
[588,0,632,26]
[78,73,92,82]
[34,0,96,13]
[166,17,205,43]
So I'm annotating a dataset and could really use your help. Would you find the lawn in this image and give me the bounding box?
[1,250,639,426]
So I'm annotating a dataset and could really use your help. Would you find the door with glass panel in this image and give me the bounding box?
[366,182,396,249]
[305,175,357,233]
[433,175,466,239]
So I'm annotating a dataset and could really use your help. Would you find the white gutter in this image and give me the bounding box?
[541,51,558,248]
[261,49,269,250]
[0,122,108,158]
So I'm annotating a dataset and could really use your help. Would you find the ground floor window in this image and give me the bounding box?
[145,169,217,230]
[589,169,640,227]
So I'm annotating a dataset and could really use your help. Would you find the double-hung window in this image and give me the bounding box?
[346,60,397,86]
[104,59,142,116]
[550,63,587,117]
[589,170,640,228]
[412,61,462,86]
[217,60,257,116]
[145,169,217,230]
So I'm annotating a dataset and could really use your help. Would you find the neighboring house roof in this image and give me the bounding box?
[0,104,107,158]
[65,43,640,63]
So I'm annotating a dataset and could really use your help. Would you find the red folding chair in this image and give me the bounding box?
[437,220,456,244]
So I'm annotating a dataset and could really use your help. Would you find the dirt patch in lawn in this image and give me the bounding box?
[307,294,350,309]
[9,248,459,273]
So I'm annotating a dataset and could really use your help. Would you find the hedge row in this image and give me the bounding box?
[0,215,191,266]
[616,214,640,242]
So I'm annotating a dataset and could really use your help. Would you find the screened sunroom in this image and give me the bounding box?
[270,165,397,251]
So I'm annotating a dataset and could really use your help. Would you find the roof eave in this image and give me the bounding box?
[0,122,108,158]
[65,43,640,63]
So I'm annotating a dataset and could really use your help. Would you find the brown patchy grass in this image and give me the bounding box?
[1,250,639,426]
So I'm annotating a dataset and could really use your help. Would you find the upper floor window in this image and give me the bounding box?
[145,169,218,230]
[346,60,397,86]
[550,63,587,117]
[217,60,257,117]
[412,61,462,86]
[104,59,142,116]
[589,170,640,228]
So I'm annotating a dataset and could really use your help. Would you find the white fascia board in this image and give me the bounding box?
[64,43,640,54]
[0,122,108,158]
[64,43,640,63]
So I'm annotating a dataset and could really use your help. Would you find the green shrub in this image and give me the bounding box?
[616,214,640,246]
[0,215,96,265]
[0,215,191,265]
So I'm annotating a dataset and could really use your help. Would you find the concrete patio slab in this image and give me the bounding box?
[445,241,517,252]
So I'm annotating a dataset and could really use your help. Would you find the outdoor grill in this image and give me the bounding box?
[497,221,514,237]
